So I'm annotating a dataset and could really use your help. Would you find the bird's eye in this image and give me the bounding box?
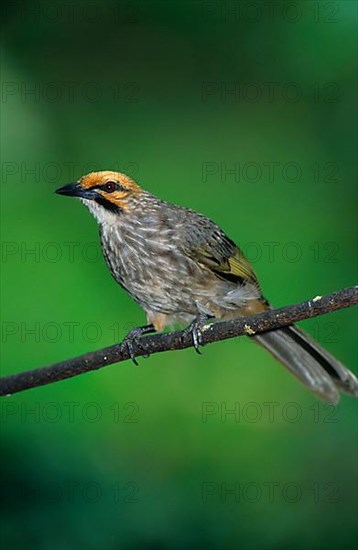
[103,181,117,193]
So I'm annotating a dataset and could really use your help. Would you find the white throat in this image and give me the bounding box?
[80,198,119,226]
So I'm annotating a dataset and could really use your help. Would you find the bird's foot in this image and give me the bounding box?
[182,314,213,354]
[120,324,156,366]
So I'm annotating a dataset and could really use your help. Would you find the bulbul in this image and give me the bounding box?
[56,170,358,402]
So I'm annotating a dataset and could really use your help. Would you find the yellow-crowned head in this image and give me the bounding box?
[55,171,142,219]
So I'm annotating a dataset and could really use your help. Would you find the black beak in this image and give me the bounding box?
[55,182,98,200]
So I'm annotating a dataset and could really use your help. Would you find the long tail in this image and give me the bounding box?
[253,325,358,402]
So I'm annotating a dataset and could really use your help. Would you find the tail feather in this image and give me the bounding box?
[253,325,358,402]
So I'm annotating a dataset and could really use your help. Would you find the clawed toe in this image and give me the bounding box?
[191,322,204,354]
[182,315,212,354]
[121,336,140,366]
[120,324,156,366]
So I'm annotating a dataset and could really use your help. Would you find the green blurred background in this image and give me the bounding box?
[1,1,357,549]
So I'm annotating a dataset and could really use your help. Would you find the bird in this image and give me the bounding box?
[55,170,358,402]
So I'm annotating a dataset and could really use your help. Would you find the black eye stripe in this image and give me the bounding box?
[90,181,125,193]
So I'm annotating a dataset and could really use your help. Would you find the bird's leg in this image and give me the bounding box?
[182,312,214,354]
[120,324,156,366]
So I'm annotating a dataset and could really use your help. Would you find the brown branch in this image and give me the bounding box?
[0,286,357,397]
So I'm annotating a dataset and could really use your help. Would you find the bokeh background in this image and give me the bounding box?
[1,1,357,549]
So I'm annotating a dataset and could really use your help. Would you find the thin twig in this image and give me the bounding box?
[0,286,357,396]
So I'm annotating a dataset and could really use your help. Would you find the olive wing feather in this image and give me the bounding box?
[181,213,258,286]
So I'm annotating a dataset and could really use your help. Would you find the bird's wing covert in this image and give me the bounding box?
[181,213,258,285]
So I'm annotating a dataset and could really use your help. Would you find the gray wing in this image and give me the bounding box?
[179,210,259,286]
